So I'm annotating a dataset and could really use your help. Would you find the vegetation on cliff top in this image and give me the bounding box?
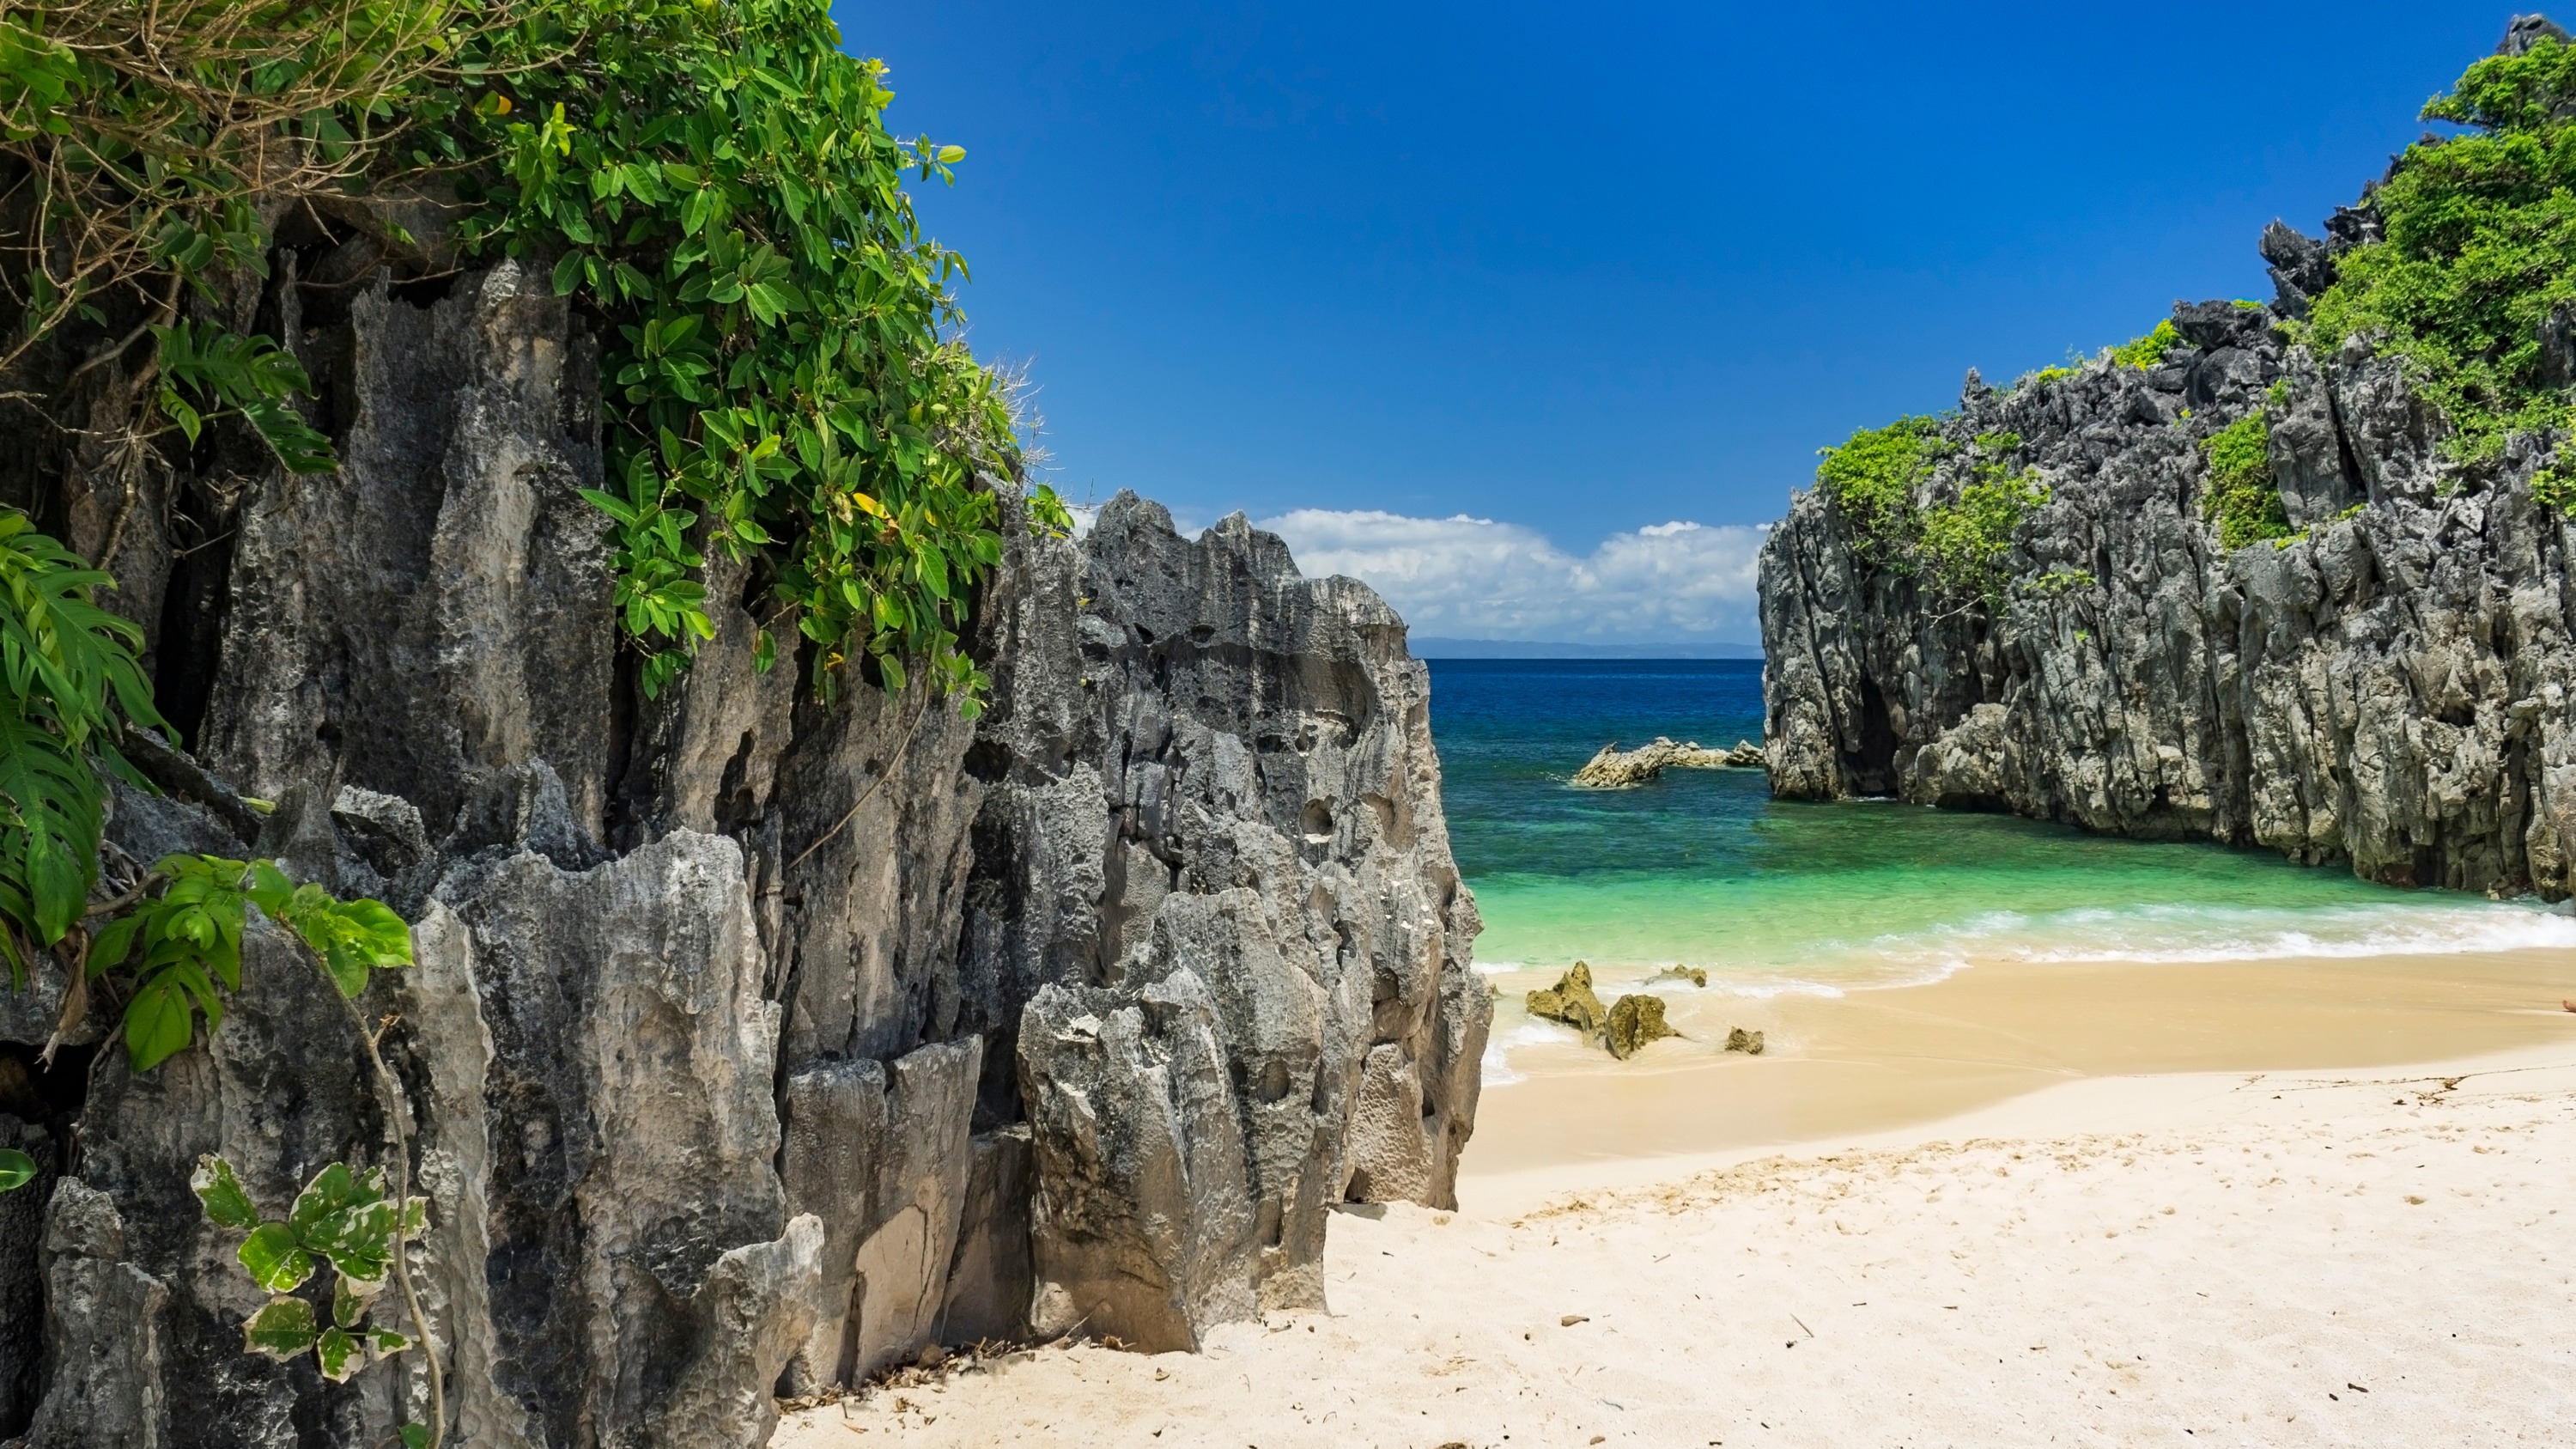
[1813,421,2046,608]
[2300,33,2576,467]
[0,0,1063,709]
[1817,32,2576,561]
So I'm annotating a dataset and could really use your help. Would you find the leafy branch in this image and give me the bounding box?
[459,0,1070,708]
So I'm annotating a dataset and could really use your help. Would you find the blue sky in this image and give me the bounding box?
[835,2,2524,643]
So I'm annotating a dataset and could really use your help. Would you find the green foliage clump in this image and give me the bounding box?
[2535,459,2576,514]
[2300,35,2576,461]
[1919,435,2047,605]
[1,0,1064,710]
[462,0,1069,705]
[89,853,413,1072]
[1814,423,2044,608]
[2109,320,2182,369]
[1814,417,1942,565]
[0,2,460,474]
[2201,409,2292,549]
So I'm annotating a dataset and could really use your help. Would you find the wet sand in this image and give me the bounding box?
[1463,947,2576,1213]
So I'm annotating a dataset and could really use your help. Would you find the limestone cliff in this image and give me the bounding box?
[0,258,1485,1446]
[1760,192,2576,897]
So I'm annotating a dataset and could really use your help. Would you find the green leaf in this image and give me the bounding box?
[242,1295,319,1359]
[314,1326,363,1383]
[936,144,966,164]
[0,1147,35,1192]
[0,709,106,945]
[399,1425,430,1449]
[551,249,586,297]
[190,1154,260,1229]
[237,1221,314,1294]
[123,977,197,1073]
[369,1326,413,1357]
[289,1162,366,1239]
[331,1268,377,1329]
[86,913,141,974]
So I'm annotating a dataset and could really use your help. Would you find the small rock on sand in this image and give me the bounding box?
[1651,965,1709,988]
[1527,962,1609,1038]
[1607,994,1680,1059]
[1725,1026,1766,1056]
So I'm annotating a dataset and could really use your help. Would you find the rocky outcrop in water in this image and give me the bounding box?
[1569,737,1762,788]
[1602,995,1678,1060]
[1759,250,2576,899]
[1524,962,1608,1038]
[0,256,1484,1446]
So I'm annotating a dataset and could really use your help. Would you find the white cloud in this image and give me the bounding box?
[1254,508,1765,643]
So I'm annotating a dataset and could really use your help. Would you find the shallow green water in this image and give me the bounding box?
[1429,660,2575,998]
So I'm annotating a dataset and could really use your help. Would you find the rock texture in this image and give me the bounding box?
[1524,962,1608,1038]
[0,258,1485,1444]
[1602,995,1678,1060]
[1569,737,1761,787]
[972,495,1490,1349]
[1760,240,2576,898]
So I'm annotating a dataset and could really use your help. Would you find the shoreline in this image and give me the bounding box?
[1461,945,2576,1211]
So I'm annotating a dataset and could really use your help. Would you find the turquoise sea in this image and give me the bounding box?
[1428,659,2576,1068]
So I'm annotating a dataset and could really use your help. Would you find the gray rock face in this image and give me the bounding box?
[1760,275,2576,898]
[973,496,1488,1348]
[4,259,1482,1444]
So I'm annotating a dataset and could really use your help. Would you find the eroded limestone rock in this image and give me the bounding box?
[1525,962,1608,1038]
[993,496,1489,1346]
[7,256,1485,1446]
[1761,234,2576,897]
[1604,995,1680,1059]
[1570,737,1763,787]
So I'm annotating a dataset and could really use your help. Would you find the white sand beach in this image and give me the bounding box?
[774,951,2576,1448]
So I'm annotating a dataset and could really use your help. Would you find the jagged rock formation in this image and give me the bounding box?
[1524,962,1608,1038]
[1601,995,1677,1060]
[974,495,1487,1350]
[1760,253,2576,898]
[1569,737,1763,788]
[0,259,1485,1446]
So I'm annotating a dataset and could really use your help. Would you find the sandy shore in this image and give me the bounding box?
[772,952,2576,1447]
[1465,947,2576,1212]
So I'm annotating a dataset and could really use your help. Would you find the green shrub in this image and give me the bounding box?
[463,1,1070,705]
[0,1,1065,710]
[2299,35,2576,463]
[1814,423,2044,605]
[2201,410,2291,548]
[2109,320,2181,369]
[2534,460,2576,515]
[1814,417,1941,565]
[2022,566,2097,597]
[1919,436,2047,605]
